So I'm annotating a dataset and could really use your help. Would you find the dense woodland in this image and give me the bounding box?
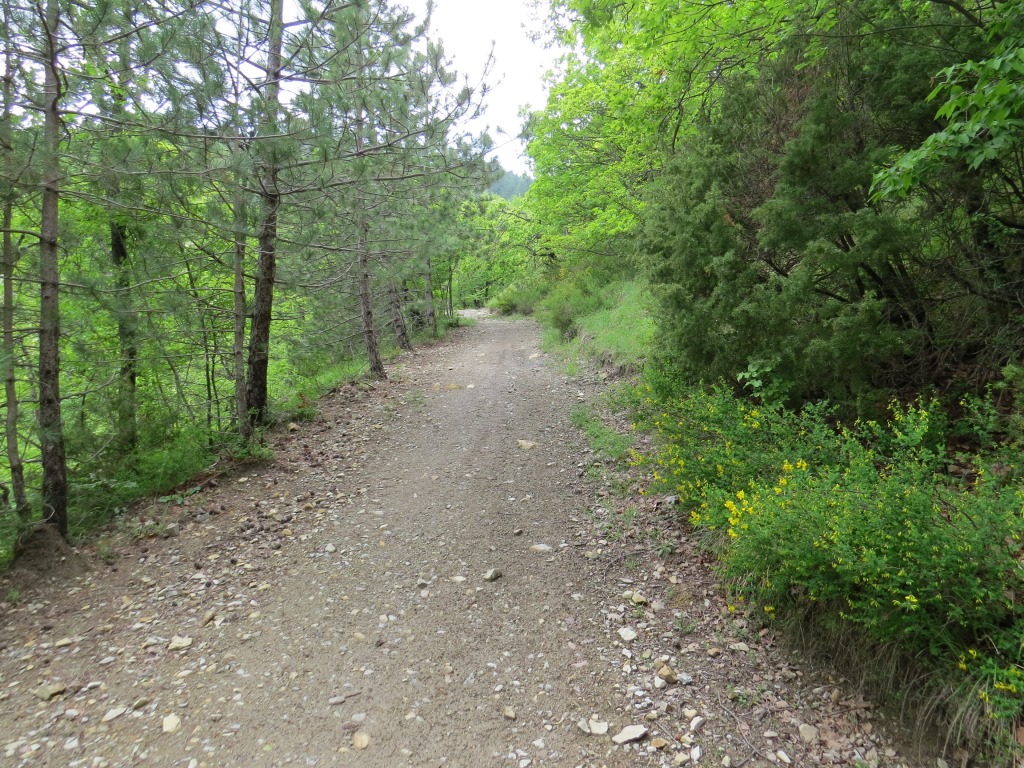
[5,0,1024,759]
[0,0,494,546]
[454,0,1024,760]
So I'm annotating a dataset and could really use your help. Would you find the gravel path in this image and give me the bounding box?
[0,317,932,768]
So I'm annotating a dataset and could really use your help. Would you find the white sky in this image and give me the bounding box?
[408,0,563,175]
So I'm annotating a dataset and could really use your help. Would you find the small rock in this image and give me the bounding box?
[729,642,749,652]
[657,665,679,684]
[512,528,524,536]
[203,609,217,626]
[63,736,80,750]
[673,754,691,766]
[287,422,299,432]
[611,724,648,744]
[799,723,819,743]
[618,627,638,642]
[517,440,538,450]
[722,757,732,767]
[167,635,193,651]
[54,637,73,648]
[131,697,151,710]
[325,543,336,553]
[707,647,722,658]
[529,544,552,553]
[631,592,649,605]
[577,717,609,735]
[502,706,517,721]
[32,683,65,701]
[102,706,127,722]
[352,732,371,750]
[651,738,670,750]
[689,716,706,733]
[162,713,181,733]
[691,746,703,762]
[163,522,180,538]
[777,750,792,764]
[484,569,503,582]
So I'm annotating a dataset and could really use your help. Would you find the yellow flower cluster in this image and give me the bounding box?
[726,488,757,539]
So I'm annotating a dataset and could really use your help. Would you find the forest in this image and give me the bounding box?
[451,0,1024,761]
[0,0,494,547]
[4,0,1024,761]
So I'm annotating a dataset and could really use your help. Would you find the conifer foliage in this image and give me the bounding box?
[0,0,492,543]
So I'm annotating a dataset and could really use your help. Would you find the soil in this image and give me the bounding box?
[0,316,936,768]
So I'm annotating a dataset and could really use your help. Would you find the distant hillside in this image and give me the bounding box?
[489,171,533,200]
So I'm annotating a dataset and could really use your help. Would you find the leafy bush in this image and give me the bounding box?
[634,382,1024,748]
[491,279,547,315]
[537,276,605,338]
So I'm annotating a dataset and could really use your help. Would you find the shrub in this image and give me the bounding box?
[491,279,547,315]
[635,383,1024,748]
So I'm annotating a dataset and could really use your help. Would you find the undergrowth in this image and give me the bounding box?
[628,379,1024,762]
[569,404,634,462]
[1,344,393,570]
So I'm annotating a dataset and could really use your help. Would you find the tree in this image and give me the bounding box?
[36,0,70,536]
[244,0,284,424]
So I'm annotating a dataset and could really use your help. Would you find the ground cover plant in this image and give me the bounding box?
[629,381,1024,759]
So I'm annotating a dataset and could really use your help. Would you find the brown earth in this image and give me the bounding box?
[0,317,936,768]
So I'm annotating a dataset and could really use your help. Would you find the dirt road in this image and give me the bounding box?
[0,317,929,768]
[1,318,645,767]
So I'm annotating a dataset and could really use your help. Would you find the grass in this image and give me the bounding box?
[574,282,655,372]
[569,404,633,462]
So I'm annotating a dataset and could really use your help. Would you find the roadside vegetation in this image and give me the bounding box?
[445,1,1024,760]
[6,0,1024,761]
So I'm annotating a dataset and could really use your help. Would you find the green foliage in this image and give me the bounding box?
[572,282,655,372]
[488,172,533,200]
[875,0,1024,196]
[69,429,215,537]
[635,381,1024,743]
[538,273,607,339]
[569,404,633,462]
[539,280,655,372]
[491,278,548,315]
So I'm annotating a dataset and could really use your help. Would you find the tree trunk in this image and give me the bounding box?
[446,263,454,320]
[110,220,138,454]
[358,218,386,379]
[244,0,283,428]
[1,13,29,520]
[233,182,251,439]
[38,0,69,537]
[423,254,437,337]
[388,280,412,351]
